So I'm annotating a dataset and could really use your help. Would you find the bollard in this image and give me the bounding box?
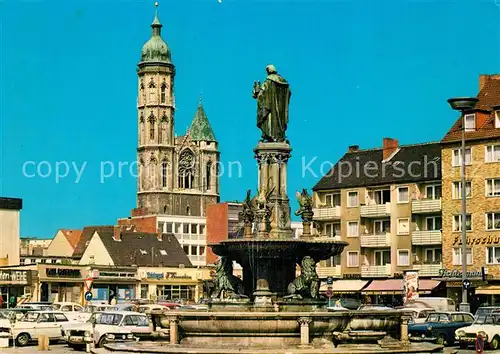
[37,335,49,351]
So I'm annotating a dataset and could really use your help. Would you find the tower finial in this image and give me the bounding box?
[152,1,161,27]
[199,92,203,106]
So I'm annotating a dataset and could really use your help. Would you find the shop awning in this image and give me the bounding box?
[476,285,500,295]
[320,279,369,293]
[361,279,441,295]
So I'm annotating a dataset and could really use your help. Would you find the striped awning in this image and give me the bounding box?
[476,285,500,295]
[361,279,441,295]
[320,279,369,293]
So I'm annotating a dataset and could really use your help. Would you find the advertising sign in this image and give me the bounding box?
[403,270,419,303]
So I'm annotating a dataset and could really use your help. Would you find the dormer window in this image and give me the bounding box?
[464,114,475,131]
[140,249,147,255]
[495,111,500,128]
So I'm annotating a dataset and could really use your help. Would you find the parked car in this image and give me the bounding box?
[456,313,500,349]
[0,308,36,321]
[16,302,53,311]
[395,306,435,324]
[50,302,89,322]
[62,311,152,348]
[330,298,360,310]
[408,311,474,346]
[405,297,455,312]
[137,304,168,313]
[2,310,76,346]
[475,306,500,318]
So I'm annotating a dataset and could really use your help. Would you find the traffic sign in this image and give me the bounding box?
[84,278,94,291]
[327,277,333,285]
[84,291,93,302]
[476,333,484,353]
[325,289,333,298]
[463,279,471,290]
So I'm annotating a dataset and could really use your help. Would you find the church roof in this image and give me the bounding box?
[140,4,171,64]
[188,101,216,142]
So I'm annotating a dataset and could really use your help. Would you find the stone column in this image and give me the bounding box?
[400,315,411,344]
[297,317,312,347]
[168,316,179,345]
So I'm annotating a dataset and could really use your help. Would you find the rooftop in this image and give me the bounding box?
[0,197,22,211]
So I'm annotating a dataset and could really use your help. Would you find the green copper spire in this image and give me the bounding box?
[140,2,171,63]
[188,98,217,142]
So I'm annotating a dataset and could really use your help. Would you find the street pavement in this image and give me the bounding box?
[0,343,499,353]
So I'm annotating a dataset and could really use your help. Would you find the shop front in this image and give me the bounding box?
[138,267,210,303]
[88,267,138,304]
[37,265,86,304]
[0,269,34,308]
[361,279,442,306]
[439,268,486,313]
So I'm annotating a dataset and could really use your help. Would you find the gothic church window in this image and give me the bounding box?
[148,157,157,190]
[161,82,167,104]
[206,161,212,191]
[178,149,195,189]
[162,161,168,188]
[148,112,156,141]
[149,78,156,103]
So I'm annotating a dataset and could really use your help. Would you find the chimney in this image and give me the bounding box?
[382,138,399,161]
[479,74,500,91]
[113,226,121,241]
[348,145,359,152]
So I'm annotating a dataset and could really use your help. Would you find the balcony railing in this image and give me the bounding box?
[360,203,391,218]
[361,264,391,277]
[413,263,442,277]
[412,230,442,245]
[411,198,441,214]
[316,265,342,278]
[360,233,390,247]
[312,206,341,220]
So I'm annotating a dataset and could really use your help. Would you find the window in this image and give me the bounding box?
[464,113,475,131]
[141,284,148,299]
[397,187,409,203]
[183,245,189,255]
[426,216,442,231]
[325,223,340,237]
[487,246,500,264]
[183,224,189,233]
[178,150,195,189]
[347,251,359,267]
[325,255,341,267]
[206,162,212,190]
[347,191,358,207]
[54,314,68,322]
[191,224,198,234]
[370,189,391,204]
[496,111,500,128]
[199,246,205,256]
[374,250,391,266]
[325,193,341,207]
[373,219,390,235]
[452,181,472,199]
[452,214,472,232]
[161,162,167,188]
[486,178,500,197]
[452,147,472,166]
[425,185,442,199]
[424,248,442,263]
[397,218,410,235]
[148,112,156,141]
[486,212,500,230]
[159,250,168,256]
[166,223,173,233]
[397,250,410,266]
[452,247,472,265]
[61,305,71,311]
[485,145,500,163]
[347,221,359,237]
[160,83,166,103]
[200,225,206,234]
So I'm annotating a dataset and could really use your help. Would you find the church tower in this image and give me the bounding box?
[137,4,219,217]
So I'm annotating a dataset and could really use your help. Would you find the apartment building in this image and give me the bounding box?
[312,139,443,300]
[441,74,500,306]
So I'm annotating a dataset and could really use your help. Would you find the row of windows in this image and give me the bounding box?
[341,248,441,268]
[452,179,500,198]
[20,258,64,265]
[158,222,206,235]
[141,162,214,190]
[451,213,500,232]
[451,143,500,166]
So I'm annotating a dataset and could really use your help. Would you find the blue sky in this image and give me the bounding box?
[1,0,499,238]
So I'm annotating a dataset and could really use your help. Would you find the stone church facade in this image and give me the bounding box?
[136,7,219,217]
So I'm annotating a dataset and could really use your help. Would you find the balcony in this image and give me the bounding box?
[360,203,391,218]
[361,264,391,277]
[411,199,441,214]
[316,265,342,278]
[312,206,341,220]
[413,263,442,277]
[412,230,442,245]
[360,233,390,247]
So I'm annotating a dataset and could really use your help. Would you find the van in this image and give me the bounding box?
[405,297,455,311]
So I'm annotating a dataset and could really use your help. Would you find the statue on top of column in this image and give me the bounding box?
[252,65,291,143]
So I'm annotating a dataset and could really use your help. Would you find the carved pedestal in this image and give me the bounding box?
[400,315,411,345]
[167,316,179,345]
[301,211,314,237]
[243,222,253,238]
[297,317,312,347]
[254,142,293,239]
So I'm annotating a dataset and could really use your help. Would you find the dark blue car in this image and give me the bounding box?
[408,311,474,346]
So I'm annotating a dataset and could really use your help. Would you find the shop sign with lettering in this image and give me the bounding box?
[439,269,482,279]
[146,272,192,280]
[453,235,500,246]
[0,270,31,284]
[46,268,81,278]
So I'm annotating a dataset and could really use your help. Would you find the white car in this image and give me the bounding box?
[51,302,88,322]
[0,311,77,346]
[62,311,152,348]
[137,304,168,314]
[456,313,500,350]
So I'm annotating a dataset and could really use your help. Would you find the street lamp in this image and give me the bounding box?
[447,97,479,313]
